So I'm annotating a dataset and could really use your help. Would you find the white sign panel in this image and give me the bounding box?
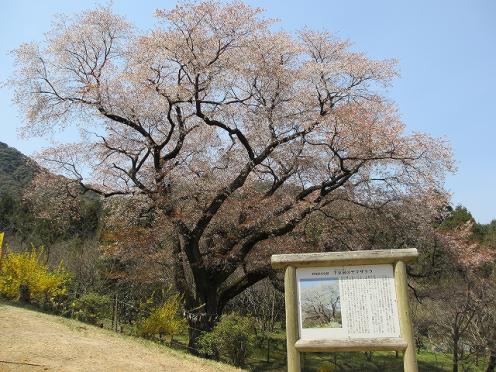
[296,264,400,340]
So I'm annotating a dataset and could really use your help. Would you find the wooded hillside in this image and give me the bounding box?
[0,142,38,198]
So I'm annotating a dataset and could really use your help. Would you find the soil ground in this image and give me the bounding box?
[0,301,240,372]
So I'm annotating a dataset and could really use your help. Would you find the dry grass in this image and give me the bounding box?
[0,301,242,372]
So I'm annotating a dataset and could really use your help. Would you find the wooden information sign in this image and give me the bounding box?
[271,248,418,372]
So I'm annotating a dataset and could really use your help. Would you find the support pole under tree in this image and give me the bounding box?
[284,266,301,372]
[395,261,418,372]
[113,294,119,332]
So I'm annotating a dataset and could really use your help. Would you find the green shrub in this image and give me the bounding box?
[0,245,70,305]
[137,294,186,341]
[73,292,111,324]
[197,313,256,367]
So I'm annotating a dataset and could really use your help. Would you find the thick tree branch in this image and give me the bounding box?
[218,268,270,311]
[191,123,319,243]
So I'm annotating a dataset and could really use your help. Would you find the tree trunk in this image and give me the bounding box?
[186,285,221,354]
[365,351,373,362]
[187,315,217,354]
[486,349,496,372]
[266,335,270,363]
[453,329,459,372]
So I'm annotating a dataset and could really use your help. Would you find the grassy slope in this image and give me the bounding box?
[0,301,241,372]
[0,301,487,372]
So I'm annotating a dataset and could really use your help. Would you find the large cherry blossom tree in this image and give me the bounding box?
[11,1,453,348]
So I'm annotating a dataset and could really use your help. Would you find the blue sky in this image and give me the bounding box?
[1,0,495,223]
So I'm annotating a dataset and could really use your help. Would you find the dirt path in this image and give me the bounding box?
[0,302,240,372]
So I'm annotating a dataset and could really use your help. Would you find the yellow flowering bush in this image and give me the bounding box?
[0,246,70,304]
[138,294,186,341]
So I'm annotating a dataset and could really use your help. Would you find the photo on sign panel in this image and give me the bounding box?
[300,278,341,329]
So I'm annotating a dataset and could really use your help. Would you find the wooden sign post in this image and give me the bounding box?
[271,248,418,372]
